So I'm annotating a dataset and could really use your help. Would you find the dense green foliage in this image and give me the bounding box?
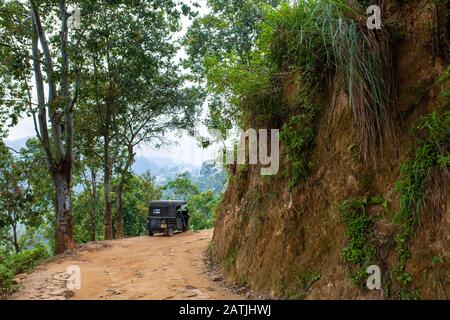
[0,141,48,253]
[280,109,317,187]
[187,0,397,186]
[188,191,221,230]
[394,111,450,285]
[122,174,163,237]
[340,197,378,287]
[0,243,49,296]
[163,172,200,201]
[163,172,222,230]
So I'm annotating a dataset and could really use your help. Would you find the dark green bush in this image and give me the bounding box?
[280,103,317,187]
[0,243,50,296]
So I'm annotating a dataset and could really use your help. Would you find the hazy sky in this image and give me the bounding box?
[7,0,219,166]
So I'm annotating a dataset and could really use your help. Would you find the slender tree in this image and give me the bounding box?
[0,1,83,253]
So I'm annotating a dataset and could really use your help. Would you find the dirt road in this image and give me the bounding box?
[9,229,241,300]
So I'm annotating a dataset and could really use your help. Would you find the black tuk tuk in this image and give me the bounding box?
[147,200,189,236]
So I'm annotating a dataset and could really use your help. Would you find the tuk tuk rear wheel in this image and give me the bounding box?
[149,231,154,236]
[167,228,174,237]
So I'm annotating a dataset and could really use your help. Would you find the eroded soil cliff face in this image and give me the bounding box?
[211,1,449,299]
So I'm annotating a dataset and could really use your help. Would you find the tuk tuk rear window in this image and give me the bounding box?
[150,206,169,216]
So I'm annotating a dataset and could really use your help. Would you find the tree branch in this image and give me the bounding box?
[60,1,73,166]
[31,10,53,170]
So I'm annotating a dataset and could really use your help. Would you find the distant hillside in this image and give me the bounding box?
[5,137,205,187]
[132,156,199,185]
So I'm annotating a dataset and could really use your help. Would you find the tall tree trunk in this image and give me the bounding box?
[103,34,115,240]
[114,144,134,239]
[53,169,74,254]
[91,208,97,242]
[103,131,113,240]
[90,169,97,242]
[11,212,19,254]
[31,3,76,255]
[114,184,124,239]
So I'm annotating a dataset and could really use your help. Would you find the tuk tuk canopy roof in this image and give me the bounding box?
[149,200,187,207]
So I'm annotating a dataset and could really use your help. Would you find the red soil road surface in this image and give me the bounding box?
[9,229,240,300]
